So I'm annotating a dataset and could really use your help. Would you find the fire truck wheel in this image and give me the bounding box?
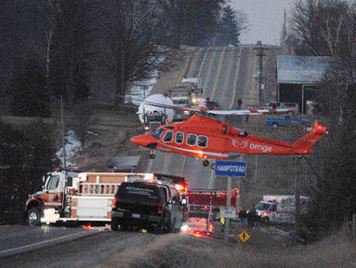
[27,207,42,227]
[111,219,119,231]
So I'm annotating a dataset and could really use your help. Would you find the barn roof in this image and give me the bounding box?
[277,55,332,84]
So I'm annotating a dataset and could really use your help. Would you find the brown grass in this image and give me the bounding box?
[98,228,356,268]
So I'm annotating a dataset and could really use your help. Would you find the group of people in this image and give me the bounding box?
[219,205,259,232]
[238,206,259,228]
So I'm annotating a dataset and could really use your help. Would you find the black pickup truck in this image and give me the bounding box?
[111,181,184,233]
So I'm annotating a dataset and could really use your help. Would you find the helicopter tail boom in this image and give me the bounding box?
[292,121,328,154]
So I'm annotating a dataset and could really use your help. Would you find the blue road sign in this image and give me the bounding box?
[215,160,247,177]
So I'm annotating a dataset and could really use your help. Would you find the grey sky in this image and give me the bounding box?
[230,0,296,45]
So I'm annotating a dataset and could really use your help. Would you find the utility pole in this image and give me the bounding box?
[254,41,265,105]
[294,157,301,234]
[60,96,67,169]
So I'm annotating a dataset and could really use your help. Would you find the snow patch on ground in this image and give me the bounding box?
[126,56,166,106]
[56,130,82,169]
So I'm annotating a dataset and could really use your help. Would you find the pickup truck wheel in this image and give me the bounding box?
[272,123,278,128]
[27,207,41,227]
[111,219,119,231]
[119,224,127,231]
[155,224,164,234]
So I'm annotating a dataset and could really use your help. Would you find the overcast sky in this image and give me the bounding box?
[230,0,296,45]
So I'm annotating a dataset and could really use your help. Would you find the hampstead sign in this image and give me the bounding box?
[215,160,247,177]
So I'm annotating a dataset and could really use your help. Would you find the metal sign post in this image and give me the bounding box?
[214,160,247,241]
[224,176,232,241]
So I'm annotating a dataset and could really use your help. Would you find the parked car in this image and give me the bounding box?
[265,115,312,128]
[267,102,299,113]
[111,181,184,233]
[207,101,221,110]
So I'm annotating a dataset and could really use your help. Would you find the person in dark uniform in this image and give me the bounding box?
[247,205,257,228]
[237,99,242,110]
[238,209,248,227]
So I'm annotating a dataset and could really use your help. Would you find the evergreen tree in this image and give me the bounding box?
[11,59,50,117]
[216,6,240,46]
[158,0,225,48]
[49,0,96,104]
[0,120,54,224]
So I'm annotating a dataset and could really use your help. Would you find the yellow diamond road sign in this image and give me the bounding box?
[239,230,250,242]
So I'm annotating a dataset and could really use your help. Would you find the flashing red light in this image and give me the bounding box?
[157,203,164,214]
[175,183,187,193]
[112,198,118,208]
[193,230,202,238]
[82,224,93,230]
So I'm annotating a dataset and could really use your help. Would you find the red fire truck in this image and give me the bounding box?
[24,171,188,226]
[186,188,240,220]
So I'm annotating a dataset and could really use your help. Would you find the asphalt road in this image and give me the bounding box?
[0,226,159,267]
[146,46,256,191]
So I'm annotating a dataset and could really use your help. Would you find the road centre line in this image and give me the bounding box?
[211,47,227,100]
[229,48,243,109]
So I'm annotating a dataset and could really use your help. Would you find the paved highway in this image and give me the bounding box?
[145,46,257,191]
[0,226,159,267]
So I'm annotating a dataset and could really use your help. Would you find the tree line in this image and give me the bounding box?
[287,0,356,238]
[0,0,244,113]
[0,0,245,223]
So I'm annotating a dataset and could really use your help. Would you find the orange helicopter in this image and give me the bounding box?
[130,103,328,166]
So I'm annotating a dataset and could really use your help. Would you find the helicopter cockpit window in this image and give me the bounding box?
[198,136,208,148]
[163,130,173,142]
[186,134,197,146]
[175,132,184,144]
[151,128,164,139]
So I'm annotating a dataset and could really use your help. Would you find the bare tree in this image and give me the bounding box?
[102,0,163,105]
[288,0,356,235]
[289,0,350,56]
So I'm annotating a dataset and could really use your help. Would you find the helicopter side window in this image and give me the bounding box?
[186,134,197,146]
[175,132,184,144]
[163,130,173,143]
[151,128,164,139]
[198,135,208,148]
